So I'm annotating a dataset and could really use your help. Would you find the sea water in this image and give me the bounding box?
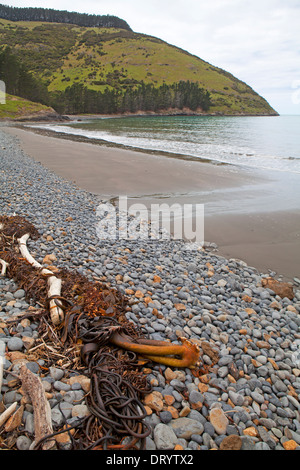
[30,114,300,174]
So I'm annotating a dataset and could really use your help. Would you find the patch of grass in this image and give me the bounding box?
[0,93,53,119]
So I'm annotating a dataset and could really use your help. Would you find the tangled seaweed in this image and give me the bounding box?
[0,215,153,449]
[0,215,200,450]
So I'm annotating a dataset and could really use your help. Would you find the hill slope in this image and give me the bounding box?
[0,93,58,120]
[0,12,278,116]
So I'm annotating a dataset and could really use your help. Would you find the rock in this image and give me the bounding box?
[257,426,276,449]
[241,436,257,450]
[13,289,25,299]
[71,404,91,418]
[16,435,32,450]
[22,336,35,350]
[243,427,259,437]
[220,435,242,450]
[228,391,244,407]
[179,405,191,417]
[143,391,164,412]
[7,337,23,351]
[169,417,204,440]
[282,440,298,450]
[43,253,57,265]
[209,408,229,435]
[53,380,71,392]
[189,390,204,410]
[270,300,281,310]
[58,401,73,419]
[153,423,178,449]
[284,428,300,445]
[286,305,297,313]
[164,367,177,381]
[69,374,91,393]
[254,442,271,450]
[168,369,186,382]
[49,367,64,381]
[261,278,294,299]
[201,341,219,363]
[24,413,34,435]
[51,408,64,427]
[159,410,173,424]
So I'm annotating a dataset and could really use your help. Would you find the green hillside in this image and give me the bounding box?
[0,93,57,120]
[0,14,278,116]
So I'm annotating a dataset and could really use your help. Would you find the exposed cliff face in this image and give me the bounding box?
[0,15,278,116]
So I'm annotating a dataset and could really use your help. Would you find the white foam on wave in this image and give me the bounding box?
[27,121,300,175]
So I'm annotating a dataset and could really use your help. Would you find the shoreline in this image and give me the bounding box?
[0,109,280,123]
[2,123,300,281]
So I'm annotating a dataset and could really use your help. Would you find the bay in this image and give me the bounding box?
[32,114,300,174]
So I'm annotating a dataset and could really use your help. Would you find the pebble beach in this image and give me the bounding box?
[0,125,300,451]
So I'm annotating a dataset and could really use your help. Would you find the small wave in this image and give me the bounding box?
[27,120,300,175]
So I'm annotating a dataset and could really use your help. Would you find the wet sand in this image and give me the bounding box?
[5,126,263,197]
[3,125,300,281]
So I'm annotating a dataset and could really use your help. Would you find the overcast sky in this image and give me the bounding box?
[4,0,300,114]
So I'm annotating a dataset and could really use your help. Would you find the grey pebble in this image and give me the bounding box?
[49,367,65,381]
[53,381,71,392]
[13,289,26,299]
[16,435,32,450]
[153,423,178,449]
[7,337,23,351]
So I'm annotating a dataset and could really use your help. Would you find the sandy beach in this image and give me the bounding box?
[3,125,300,281]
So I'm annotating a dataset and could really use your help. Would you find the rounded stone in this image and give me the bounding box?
[169,417,204,440]
[7,337,23,351]
[53,380,71,392]
[220,435,242,450]
[209,408,229,435]
[16,435,32,450]
[153,423,178,450]
[49,367,64,381]
[72,404,91,418]
[159,410,173,424]
[13,289,26,299]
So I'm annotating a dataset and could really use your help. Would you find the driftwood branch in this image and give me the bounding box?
[18,233,64,325]
[0,402,18,428]
[0,259,9,276]
[20,365,56,450]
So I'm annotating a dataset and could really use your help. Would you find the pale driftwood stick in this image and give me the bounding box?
[18,233,64,325]
[0,402,17,428]
[0,259,9,276]
[20,365,56,450]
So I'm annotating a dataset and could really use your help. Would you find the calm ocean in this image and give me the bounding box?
[31,114,300,174]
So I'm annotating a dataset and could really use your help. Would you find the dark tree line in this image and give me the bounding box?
[50,81,212,115]
[0,4,132,31]
[1,46,211,115]
[0,47,49,104]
